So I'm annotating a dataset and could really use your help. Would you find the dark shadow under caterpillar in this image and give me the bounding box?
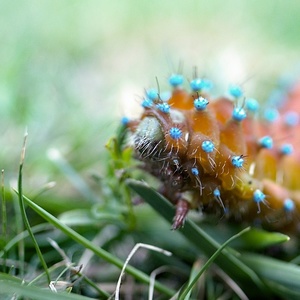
[124,73,300,232]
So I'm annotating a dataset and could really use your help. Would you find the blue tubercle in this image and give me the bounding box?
[146,88,158,101]
[231,155,244,168]
[194,97,209,111]
[283,198,295,212]
[142,98,153,108]
[232,107,247,121]
[169,74,184,87]
[191,167,199,176]
[280,143,293,155]
[121,116,130,125]
[267,89,286,109]
[284,111,299,127]
[259,136,273,149]
[253,189,266,214]
[190,78,204,91]
[213,187,227,212]
[157,102,170,113]
[190,78,213,92]
[228,84,243,98]
[263,108,279,123]
[201,140,215,153]
[253,189,265,203]
[169,127,182,140]
[245,98,260,112]
[213,188,220,197]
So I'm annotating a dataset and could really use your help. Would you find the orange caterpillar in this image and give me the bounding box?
[124,73,300,231]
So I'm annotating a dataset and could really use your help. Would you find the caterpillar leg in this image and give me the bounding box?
[172,198,190,230]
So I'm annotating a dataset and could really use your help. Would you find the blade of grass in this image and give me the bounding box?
[18,192,175,297]
[115,243,172,300]
[240,253,300,299]
[0,274,93,300]
[178,260,203,300]
[26,258,109,298]
[81,274,110,299]
[200,224,289,250]
[17,131,51,283]
[12,193,25,277]
[126,179,269,297]
[1,169,7,273]
[235,228,289,250]
[149,266,180,300]
[47,237,110,299]
[0,223,53,260]
[179,227,250,300]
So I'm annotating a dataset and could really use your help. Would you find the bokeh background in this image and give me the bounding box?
[2,0,300,204]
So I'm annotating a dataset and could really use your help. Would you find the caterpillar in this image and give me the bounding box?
[123,72,300,232]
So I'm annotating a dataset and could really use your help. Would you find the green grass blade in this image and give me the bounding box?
[17,132,50,283]
[179,227,250,300]
[1,170,7,242]
[20,192,175,297]
[1,169,7,273]
[0,223,53,258]
[200,225,289,250]
[236,228,289,250]
[0,274,93,300]
[181,260,202,300]
[126,179,269,297]
[240,253,300,300]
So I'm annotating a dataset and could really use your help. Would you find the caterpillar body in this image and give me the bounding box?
[124,73,300,231]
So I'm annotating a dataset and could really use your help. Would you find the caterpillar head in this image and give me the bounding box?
[133,117,164,159]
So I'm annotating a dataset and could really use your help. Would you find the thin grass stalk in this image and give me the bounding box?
[17,132,50,283]
[1,169,7,273]
[179,227,250,300]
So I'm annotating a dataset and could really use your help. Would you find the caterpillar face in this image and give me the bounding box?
[133,117,164,159]
[125,73,300,231]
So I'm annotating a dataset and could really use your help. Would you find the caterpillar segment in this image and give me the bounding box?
[125,73,300,231]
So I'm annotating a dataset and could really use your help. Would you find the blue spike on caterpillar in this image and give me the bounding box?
[124,72,300,231]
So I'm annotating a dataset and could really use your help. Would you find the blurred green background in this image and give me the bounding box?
[2,0,300,202]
